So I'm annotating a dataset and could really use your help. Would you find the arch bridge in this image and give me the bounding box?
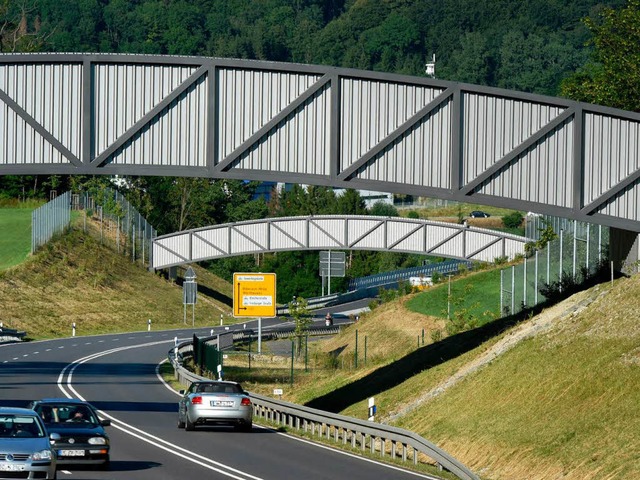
[0,53,639,264]
[151,215,530,270]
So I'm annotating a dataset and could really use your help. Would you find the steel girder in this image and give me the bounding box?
[1,53,640,231]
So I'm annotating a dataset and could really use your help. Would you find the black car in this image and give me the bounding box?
[28,399,111,470]
[469,210,490,218]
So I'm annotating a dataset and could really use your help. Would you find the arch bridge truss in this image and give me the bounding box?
[151,215,530,269]
[1,53,640,233]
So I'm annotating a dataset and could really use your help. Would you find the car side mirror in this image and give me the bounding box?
[49,432,61,443]
[100,419,111,427]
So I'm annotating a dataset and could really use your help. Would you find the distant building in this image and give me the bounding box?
[251,181,392,208]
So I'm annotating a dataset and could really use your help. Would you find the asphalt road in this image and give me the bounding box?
[1,324,439,480]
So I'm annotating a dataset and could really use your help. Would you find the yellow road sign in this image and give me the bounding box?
[233,273,277,317]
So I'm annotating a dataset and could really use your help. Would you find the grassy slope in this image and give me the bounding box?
[0,208,33,270]
[0,223,234,339]
[298,280,640,480]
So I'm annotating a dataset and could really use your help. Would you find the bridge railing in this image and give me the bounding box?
[169,342,479,480]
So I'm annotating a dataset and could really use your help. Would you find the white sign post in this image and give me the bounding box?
[368,397,376,421]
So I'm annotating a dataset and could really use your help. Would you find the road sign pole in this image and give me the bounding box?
[328,250,331,295]
[258,317,262,354]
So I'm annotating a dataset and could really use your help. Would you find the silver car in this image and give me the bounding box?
[178,381,253,432]
[0,407,58,480]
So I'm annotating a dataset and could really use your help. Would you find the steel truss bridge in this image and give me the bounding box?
[151,215,530,269]
[1,53,640,264]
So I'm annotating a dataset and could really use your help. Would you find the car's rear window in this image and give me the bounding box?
[196,383,242,394]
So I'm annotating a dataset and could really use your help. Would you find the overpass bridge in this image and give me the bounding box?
[1,53,639,265]
[151,215,530,269]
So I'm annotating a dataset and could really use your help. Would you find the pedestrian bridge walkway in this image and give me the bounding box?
[152,215,531,269]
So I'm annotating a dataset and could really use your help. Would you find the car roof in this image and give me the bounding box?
[0,407,39,416]
[32,399,93,406]
[193,380,240,386]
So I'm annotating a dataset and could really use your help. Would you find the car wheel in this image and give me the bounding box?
[185,414,195,431]
[235,421,252,432]
[177,415,185,429]
[100,457,111,471]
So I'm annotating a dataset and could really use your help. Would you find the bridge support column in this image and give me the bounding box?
[609,228,640,275]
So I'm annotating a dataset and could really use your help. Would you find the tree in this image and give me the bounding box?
[561,0,640,111]
[368,201,398,217]
[286,295,312,357]
[0,0,49,52]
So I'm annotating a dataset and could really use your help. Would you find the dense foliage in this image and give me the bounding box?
[561,0,640,111]
[0,0,625,95]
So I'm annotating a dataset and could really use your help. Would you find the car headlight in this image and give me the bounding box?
[88,437,107,445]
[32,449,53,461]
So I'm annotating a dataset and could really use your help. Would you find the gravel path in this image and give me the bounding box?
[382,284,609,423]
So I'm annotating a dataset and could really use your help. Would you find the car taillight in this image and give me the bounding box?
[241,397,251,406]
[191,396,203,405]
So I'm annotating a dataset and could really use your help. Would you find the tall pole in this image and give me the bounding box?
[447,274,452,320]
[354,329,358,368]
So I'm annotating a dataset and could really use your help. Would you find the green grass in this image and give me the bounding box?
[0,208,33,270]
[405,268,503,321]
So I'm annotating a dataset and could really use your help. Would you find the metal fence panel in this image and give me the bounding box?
[31,191,71,253]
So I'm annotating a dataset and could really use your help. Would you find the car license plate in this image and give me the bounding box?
[211,400,234,407]
[59,449,85,456]
[0,463,25,472]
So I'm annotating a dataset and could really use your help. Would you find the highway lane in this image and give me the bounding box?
[1,328,439,480]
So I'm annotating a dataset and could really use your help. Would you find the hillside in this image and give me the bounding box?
[299,279,640,480]
[0,222,234,339]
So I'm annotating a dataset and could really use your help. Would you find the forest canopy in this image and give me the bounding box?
[0,0,627,96]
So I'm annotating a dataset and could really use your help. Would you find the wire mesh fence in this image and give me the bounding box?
[31,188,157,269]
[75,188,157,269]
[31,191,71,253]
[501,218,610,316]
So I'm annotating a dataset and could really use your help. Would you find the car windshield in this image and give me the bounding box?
[34,404,99,425]
[0,414,45,438]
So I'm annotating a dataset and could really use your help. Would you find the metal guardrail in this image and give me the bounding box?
[233,325,342,342]
[168,342,479,480]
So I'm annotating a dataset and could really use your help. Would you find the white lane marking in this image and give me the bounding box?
[57,342,264,480]
[45,349,52,352]
[12,357,18,360]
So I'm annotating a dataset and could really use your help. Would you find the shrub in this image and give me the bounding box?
[406,210,420,219]
[503,211,524,228]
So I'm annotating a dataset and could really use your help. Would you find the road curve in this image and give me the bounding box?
[1,326,441,480]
